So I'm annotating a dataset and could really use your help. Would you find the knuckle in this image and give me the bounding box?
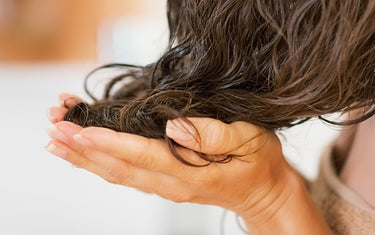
[135,139,155,169]
[194,168,222,187]
[244,131,269,154]
[76,145,92,158]
[71,163,83,169]
[170,192,196,203]
[108,164,134,182]
[229,122,270,155]
[102,170,132,186]
[213,183,225,194]
[170,197,184,203]
[137,154,155,169]
[103,175,121,185]
[64,152,86,169]
[208,170,222,184]
[203,120,230,153]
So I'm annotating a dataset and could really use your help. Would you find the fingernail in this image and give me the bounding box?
[45,143,67,158]
[166,119,196,143]
[46,125,68,143]
[46,109,57,123]
[73,134,94,148]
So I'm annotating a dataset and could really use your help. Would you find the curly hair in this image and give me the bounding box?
[64,0,375,166]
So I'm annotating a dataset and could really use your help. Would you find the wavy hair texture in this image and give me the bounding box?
[65,0,375,166]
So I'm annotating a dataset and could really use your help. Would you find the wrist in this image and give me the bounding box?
[239,166,333,235]
[237,163,298,226]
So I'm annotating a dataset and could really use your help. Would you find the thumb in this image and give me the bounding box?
[166,118,267,155]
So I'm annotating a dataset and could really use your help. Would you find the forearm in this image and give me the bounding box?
[241,168,334,235]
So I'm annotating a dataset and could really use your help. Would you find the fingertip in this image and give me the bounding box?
[45,142,68,159]
[167,119,196,135]
[167,117,233,154]
[47,106,69,123]
[47,108,58,123]
[166,119,198,149]
[45,139,69,158]
[58,93,81,107]
[165,120,174,136]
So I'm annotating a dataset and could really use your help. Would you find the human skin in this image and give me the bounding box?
[46,93,333,235]
[340,114,375,208]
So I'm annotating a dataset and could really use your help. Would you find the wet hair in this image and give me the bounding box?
[64,0,375,166]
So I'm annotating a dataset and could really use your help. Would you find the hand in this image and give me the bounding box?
[46,93,298,225]
[47,93,81,124]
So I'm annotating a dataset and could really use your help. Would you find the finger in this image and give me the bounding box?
[166,118,269,155]
[46,121,184,173]
[71,126,192,173]
[45,138,152,191]
[74,142,192,201]
[46,138,193,202]
[47,121,84,147]
[58,93,82,108]
[48,122,216,181]
[75,145,220,204]
[71,127,226,188]
[45,139,122,185]
[47,106,69,123]
[46,122,239,204]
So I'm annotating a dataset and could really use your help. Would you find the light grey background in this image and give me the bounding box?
[0,0,340,234]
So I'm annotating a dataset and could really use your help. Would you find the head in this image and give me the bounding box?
[65,0,375,165]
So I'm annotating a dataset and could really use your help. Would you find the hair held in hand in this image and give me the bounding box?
[65,0,375,165]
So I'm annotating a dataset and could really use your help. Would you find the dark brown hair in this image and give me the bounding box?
[64,0,375,165]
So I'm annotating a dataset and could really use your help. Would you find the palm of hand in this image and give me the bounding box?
[46,93,291,220]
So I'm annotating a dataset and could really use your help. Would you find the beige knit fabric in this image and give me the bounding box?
[309,147,375,235]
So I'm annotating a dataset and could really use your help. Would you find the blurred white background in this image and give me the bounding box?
[0,0,340,234]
